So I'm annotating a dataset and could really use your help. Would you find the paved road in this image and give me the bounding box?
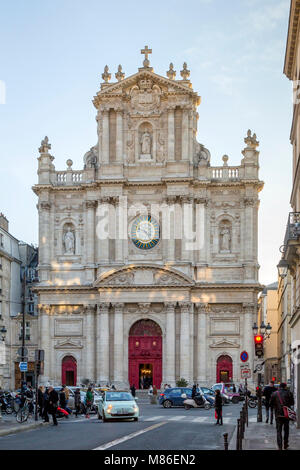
[0,402,258,450]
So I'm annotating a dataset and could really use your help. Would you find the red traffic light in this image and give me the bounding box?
[254,335,263,344]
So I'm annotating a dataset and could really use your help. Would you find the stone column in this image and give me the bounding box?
[102,110,109,164]
[97,197,110,264]
[86,200,97,282]
[165,197,176,262]
[196,303,207,385]
[113,303,125,386]
[85,305,96,382]
[97,303,110,384]
[243,303,255,386]
[181,196,193,262]
[179,302,191,383]
[116,110,123,162]
[115,197,125,264]
[39,305,51,385]
[181,108,189,161]
[164,302,176,386]
[39,202,51,267]
[167,108,175,161]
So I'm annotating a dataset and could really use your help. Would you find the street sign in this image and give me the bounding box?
[240,351,249,362]
[17,347,28,357]
[19,362,28,372]
[241,368,251,379]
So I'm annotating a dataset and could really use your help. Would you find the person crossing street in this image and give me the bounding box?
[270,382,294,450]
[263,380,276,424]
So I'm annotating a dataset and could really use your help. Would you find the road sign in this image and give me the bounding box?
[17,347,28,357]
[240,351,249,362]
[19,362,28,372]
[241,368,251,379]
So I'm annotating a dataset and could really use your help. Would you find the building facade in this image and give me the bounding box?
[277,272,292,384]
[33,50,263,389]
[282,0,300,427]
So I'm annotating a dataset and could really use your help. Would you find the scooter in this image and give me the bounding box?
[182,393,212,410]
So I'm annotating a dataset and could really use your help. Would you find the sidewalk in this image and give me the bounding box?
[243,420,300,450]
[0,413,49,437]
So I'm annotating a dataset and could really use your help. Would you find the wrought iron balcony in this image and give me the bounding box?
[283,212,300,249]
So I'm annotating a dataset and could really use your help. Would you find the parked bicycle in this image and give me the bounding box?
[16,396,33,423]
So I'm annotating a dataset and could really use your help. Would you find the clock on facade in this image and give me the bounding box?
[131,215,160,250]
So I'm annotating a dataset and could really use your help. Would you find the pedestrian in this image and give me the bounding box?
[130,384,136,397]
[192,384,197,399]
[85,386,93,419]
[148,385,153,396]
[45,386,59,425]
[214,389,223,425]
[232,384,236,393]
[74,388,81,418]
[263,380,276,424]
[270,382,294,450]
[62,386,72,414]
[37,385,44,418]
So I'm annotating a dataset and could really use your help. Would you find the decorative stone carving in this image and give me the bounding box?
[39,136,51,154]
[105,272,134,286]
[209,338,240,349]
[40,202,51,211]
[140,131,152,155]
[130,80,161,114]
[64,229,75,254]
[219,221,231,253]
[138,303,151,314]
[156,133,166,162]
[193,141,211,166]
[244,129,259,149]
[84,146,98,169]
[166,63,176,80]
[180,62,190,81]
[102,65,111,83]
[115,64,125,82]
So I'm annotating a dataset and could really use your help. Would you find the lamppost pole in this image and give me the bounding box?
[21,268,26,389]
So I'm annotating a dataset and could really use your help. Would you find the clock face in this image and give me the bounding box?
[131,215,160,250]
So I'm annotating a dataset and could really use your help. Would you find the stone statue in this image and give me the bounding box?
[141,132,151,155]
[64,229,75,254]
[220,227,231,252]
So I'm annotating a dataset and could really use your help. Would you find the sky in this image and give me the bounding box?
[0,0,293,285]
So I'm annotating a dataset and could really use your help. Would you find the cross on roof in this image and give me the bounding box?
[141,45,152,68]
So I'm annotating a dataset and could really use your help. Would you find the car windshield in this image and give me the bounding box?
[106,392,133,401]
[202,388,214,395]
[224,384,236,392]
[212,385,222,391]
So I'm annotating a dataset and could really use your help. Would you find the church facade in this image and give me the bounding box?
[33,48,263,389]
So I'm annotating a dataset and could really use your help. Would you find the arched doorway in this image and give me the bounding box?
[129,319,162,389]
[216,355,233,383]
[62,356,77,386]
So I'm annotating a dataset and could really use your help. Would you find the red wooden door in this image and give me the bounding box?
[62,356,77,386]
[216,355,233,383]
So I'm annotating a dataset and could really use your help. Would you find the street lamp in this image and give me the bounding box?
[277,259,288,279]
[0,326,7,342]
[252,322,258,335]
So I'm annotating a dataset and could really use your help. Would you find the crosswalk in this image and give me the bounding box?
[139,415,246,424]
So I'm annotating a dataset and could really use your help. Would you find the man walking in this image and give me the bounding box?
[47,386,59,426]
[270,382,294,450]
[263,380,276,424]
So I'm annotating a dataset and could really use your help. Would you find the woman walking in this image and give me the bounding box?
[215,389,223,425]
[74,388,81,418]
[85,387,93,419]
[37,385,44,418]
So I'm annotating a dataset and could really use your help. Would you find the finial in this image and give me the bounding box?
[102,65,111,83]
[180,62,190,80]
[39,136,51,154]
[222,155,229,166]
[167,63,176,80]
[141,45,152,68]
[66,159,73,169]
[244,129,259,149]
[115,64,125,82]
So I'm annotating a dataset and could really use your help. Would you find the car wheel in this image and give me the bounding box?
[163,400,172,408]
[133,417,138,421]
[232,396,239,405]
[184,404,191,410]
[204,403,211,410]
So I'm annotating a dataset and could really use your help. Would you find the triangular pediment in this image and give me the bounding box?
[93,70,199,108]
[210,338,240,349]
[54,338,83,349]
[94,264,194,288]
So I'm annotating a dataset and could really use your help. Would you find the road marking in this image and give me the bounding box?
[223,418,231,424]
[167,416,186,421]
[144,415,165,421]
[93,421,167,450]
[249,417,257,423]
[191,417,210,423]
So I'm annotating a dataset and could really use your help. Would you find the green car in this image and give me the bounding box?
[97,390,139,422]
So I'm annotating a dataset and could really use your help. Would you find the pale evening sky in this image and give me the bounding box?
[0,0,293,286]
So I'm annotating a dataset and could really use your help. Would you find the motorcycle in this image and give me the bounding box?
[247,395,266,409]
[0,395,13,414]
[182,393,212,410]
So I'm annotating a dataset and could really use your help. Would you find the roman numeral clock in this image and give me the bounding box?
[130,215,160,250]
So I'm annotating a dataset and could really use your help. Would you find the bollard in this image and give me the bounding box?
[223,432,229,450]
[236,418,240,450]
[239,419,243,450]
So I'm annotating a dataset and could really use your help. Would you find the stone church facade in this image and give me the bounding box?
[33,48,263,389]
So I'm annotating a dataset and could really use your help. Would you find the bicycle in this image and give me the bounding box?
[16,397,33,423]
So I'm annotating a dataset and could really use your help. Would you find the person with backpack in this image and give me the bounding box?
[270,382,294,450]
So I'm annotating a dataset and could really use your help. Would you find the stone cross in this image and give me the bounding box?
[141,45,152,68]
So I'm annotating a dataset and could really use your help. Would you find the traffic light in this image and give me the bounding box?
[254,334,264,357]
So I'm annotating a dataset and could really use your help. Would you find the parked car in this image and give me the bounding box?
[197,387,215,405]
[97,390,139,422]
[211,383,239,404]
[159,387,195,408]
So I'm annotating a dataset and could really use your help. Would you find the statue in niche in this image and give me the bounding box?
[220,225,231,252]
[64,228,75,255]
[140,131,151,155]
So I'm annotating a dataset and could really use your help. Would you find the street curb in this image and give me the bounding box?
[228,421,237,450]
[0,420,49,437]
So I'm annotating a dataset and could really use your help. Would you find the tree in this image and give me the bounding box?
[176,378,188,387]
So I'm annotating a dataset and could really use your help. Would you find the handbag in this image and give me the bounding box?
[277,391,297,421]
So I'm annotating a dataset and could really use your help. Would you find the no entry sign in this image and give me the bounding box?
[240,351,249,362]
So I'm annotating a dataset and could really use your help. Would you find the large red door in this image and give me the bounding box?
[216,355,233,383]
[128,320,162,389]
[62,356,77,386]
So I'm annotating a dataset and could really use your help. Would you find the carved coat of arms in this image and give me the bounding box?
[130,79,161,113]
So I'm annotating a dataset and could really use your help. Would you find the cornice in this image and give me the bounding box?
[284,0,300,79]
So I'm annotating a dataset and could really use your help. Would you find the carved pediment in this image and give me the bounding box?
[94,264,193,288]
[54,338,83,349]
[209,338,240,349]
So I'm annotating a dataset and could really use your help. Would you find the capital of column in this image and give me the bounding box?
[164,195,178,205]
[195,303,210,313]
[242,302,255,313]
[38,304,51,315]
[113,303,125,312]
[98,303,110,314]
[84,304,96,314]
[179,302,191,312]
[40,202,51,211]
[164,302,177,311]
[85,200,98,209]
